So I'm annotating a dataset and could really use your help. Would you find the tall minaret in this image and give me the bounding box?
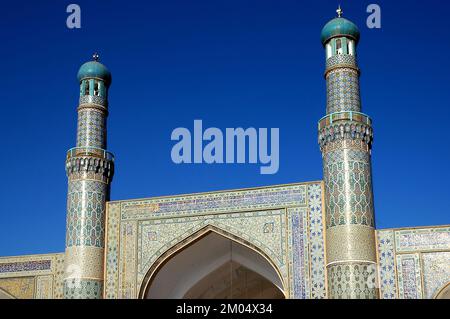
[319,8,378,299]
[63,54,114,299]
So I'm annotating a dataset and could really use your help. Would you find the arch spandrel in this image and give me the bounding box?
[138,224,287,299]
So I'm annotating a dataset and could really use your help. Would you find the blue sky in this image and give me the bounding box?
[0,0,449,256]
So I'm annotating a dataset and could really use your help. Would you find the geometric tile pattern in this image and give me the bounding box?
[79,95,107,107]
[395,227,450,253]
[376,230,398,299]
[289,207,309,299]
[0,253,64,299]
[326,54,357,70]
[321,45,377,300]
[307,183,327,299]
[53,254,65,299]
[375,226,450,299]
[63,279,103,299]
[136,209,288,290]
[76,109,106,149]
[104,182,326,299]
[0,260,51,274]
[105,202,121,299]
[326,68,361,114]
[63,74,113,299]
[120,184,306,220]
[66,180,107,248]
[327,262,378,299]
[323,147,374,228]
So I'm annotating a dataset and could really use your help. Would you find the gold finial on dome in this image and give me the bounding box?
[92,52,99,61]
[336,5,343,17]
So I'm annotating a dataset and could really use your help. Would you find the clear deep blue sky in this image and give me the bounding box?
[0,0,449,256]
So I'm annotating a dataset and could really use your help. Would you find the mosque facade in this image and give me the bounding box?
[0,10,449,299]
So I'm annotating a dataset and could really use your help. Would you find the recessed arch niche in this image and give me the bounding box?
[138,226,286,299]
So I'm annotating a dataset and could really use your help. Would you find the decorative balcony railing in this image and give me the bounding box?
[318,111,371,130]
[66,146,114,161]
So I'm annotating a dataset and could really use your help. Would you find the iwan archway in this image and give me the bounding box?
[139,226,286,299]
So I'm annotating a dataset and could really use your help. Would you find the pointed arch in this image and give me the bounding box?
[138,224,286,299]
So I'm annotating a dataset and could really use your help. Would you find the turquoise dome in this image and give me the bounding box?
[77,61,112,86]
[321,17,360,46]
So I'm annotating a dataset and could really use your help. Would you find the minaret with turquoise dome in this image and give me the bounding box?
[319,7,378,298]
[63,54,114,299]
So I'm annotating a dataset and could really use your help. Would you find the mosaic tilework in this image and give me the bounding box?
[307,183,327,299]
[136,210,287,288]
[63,279,103,299]
[64,177,107,298]
[395,227,450,253]
[121,185,306,220]
[79,95,107,107]
[422,252,450,299]
[321,139,370,156]
[66,180,108,248]
[326,68,361,114]
[288,207,309,299]
[323,147,374,228]
[0,260,51,274]
[0,253,64,299]
[104,183,325,299]
[63,74,113,298]
[105,202,121,299]
[375,227,450,299]
[396,254,422,299]
[326,54,357,70]
[64,246,104,279]
[326,225,376,264]
[320,43,378,299]
[53,254,65,299]
[327,262,377,299]
[376,230,398,299]
[0,255,58,279]
[76,109,107,149]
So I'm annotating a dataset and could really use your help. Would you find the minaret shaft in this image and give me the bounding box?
[63,58,113,299]
[320,12,378,299]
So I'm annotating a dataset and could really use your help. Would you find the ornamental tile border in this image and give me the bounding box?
[118,184,307,220]
[135,210,288,293]
[287,207,309,299]
[307,183,327,299]
[376,230,398,299]
[396,253,423,299]
[0,254,62,278]
[394,227,450,253]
